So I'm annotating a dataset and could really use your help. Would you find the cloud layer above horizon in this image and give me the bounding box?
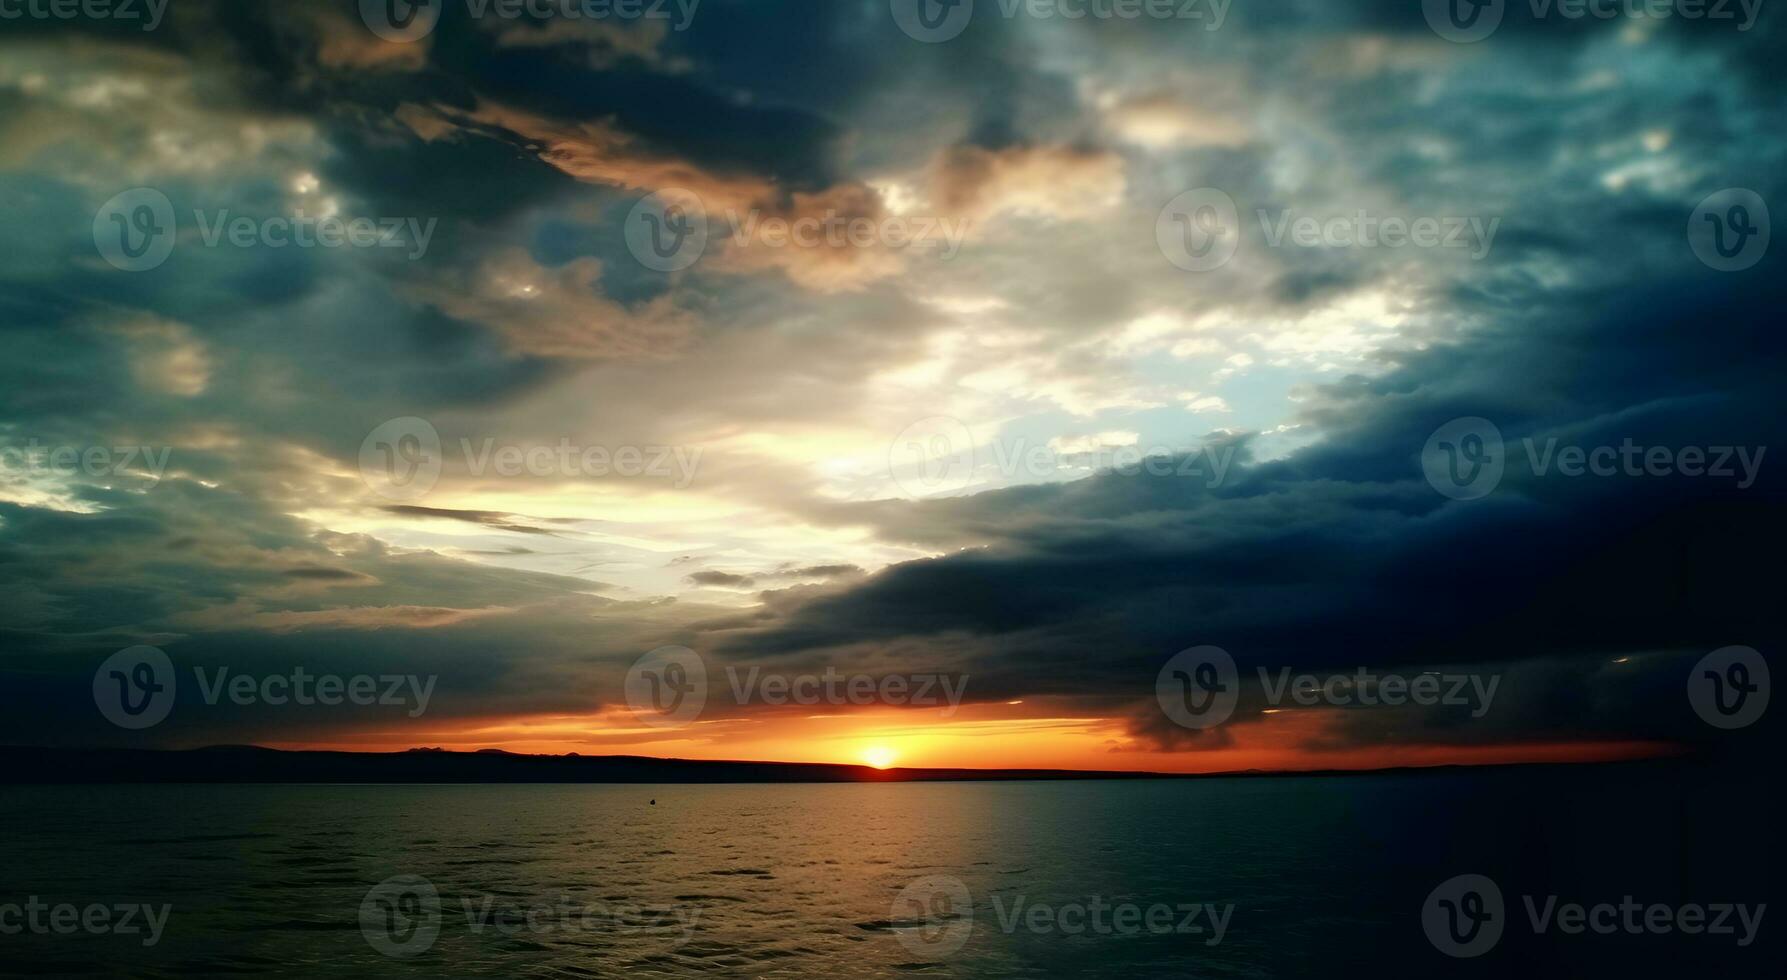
[2,0,1782,769]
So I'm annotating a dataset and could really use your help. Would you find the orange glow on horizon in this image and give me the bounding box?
[261,699,1686,775]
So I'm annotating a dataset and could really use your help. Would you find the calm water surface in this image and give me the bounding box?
[1,763,1773,978]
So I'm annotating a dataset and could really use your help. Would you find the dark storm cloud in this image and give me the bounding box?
[711,260,1787,750]
[782,564,863,579]
[279,565,374,581]
[380,505,564,535]
[688,570,756,587]
[685,564,865,589]
[54,0,1054,205]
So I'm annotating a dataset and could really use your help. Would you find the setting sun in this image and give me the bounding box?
[861,746,898,769]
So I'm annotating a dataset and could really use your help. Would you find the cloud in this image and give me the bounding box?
[1103,92,1251,149]
[2,0,1782,766]
[180,603,514,634]
[104,315,212,397]
[927,143,1126,223]
[414,247,694,360]
[378,505,565,536]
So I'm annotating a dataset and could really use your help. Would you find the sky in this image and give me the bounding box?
[0,0,1781,773]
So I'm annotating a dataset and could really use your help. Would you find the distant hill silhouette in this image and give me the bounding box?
[1,746,1199,783]
[0,745,1689,784]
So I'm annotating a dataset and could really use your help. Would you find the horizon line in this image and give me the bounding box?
[1,742,1694,784]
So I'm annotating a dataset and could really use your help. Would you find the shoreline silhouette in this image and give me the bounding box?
[0,745,1699,784]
